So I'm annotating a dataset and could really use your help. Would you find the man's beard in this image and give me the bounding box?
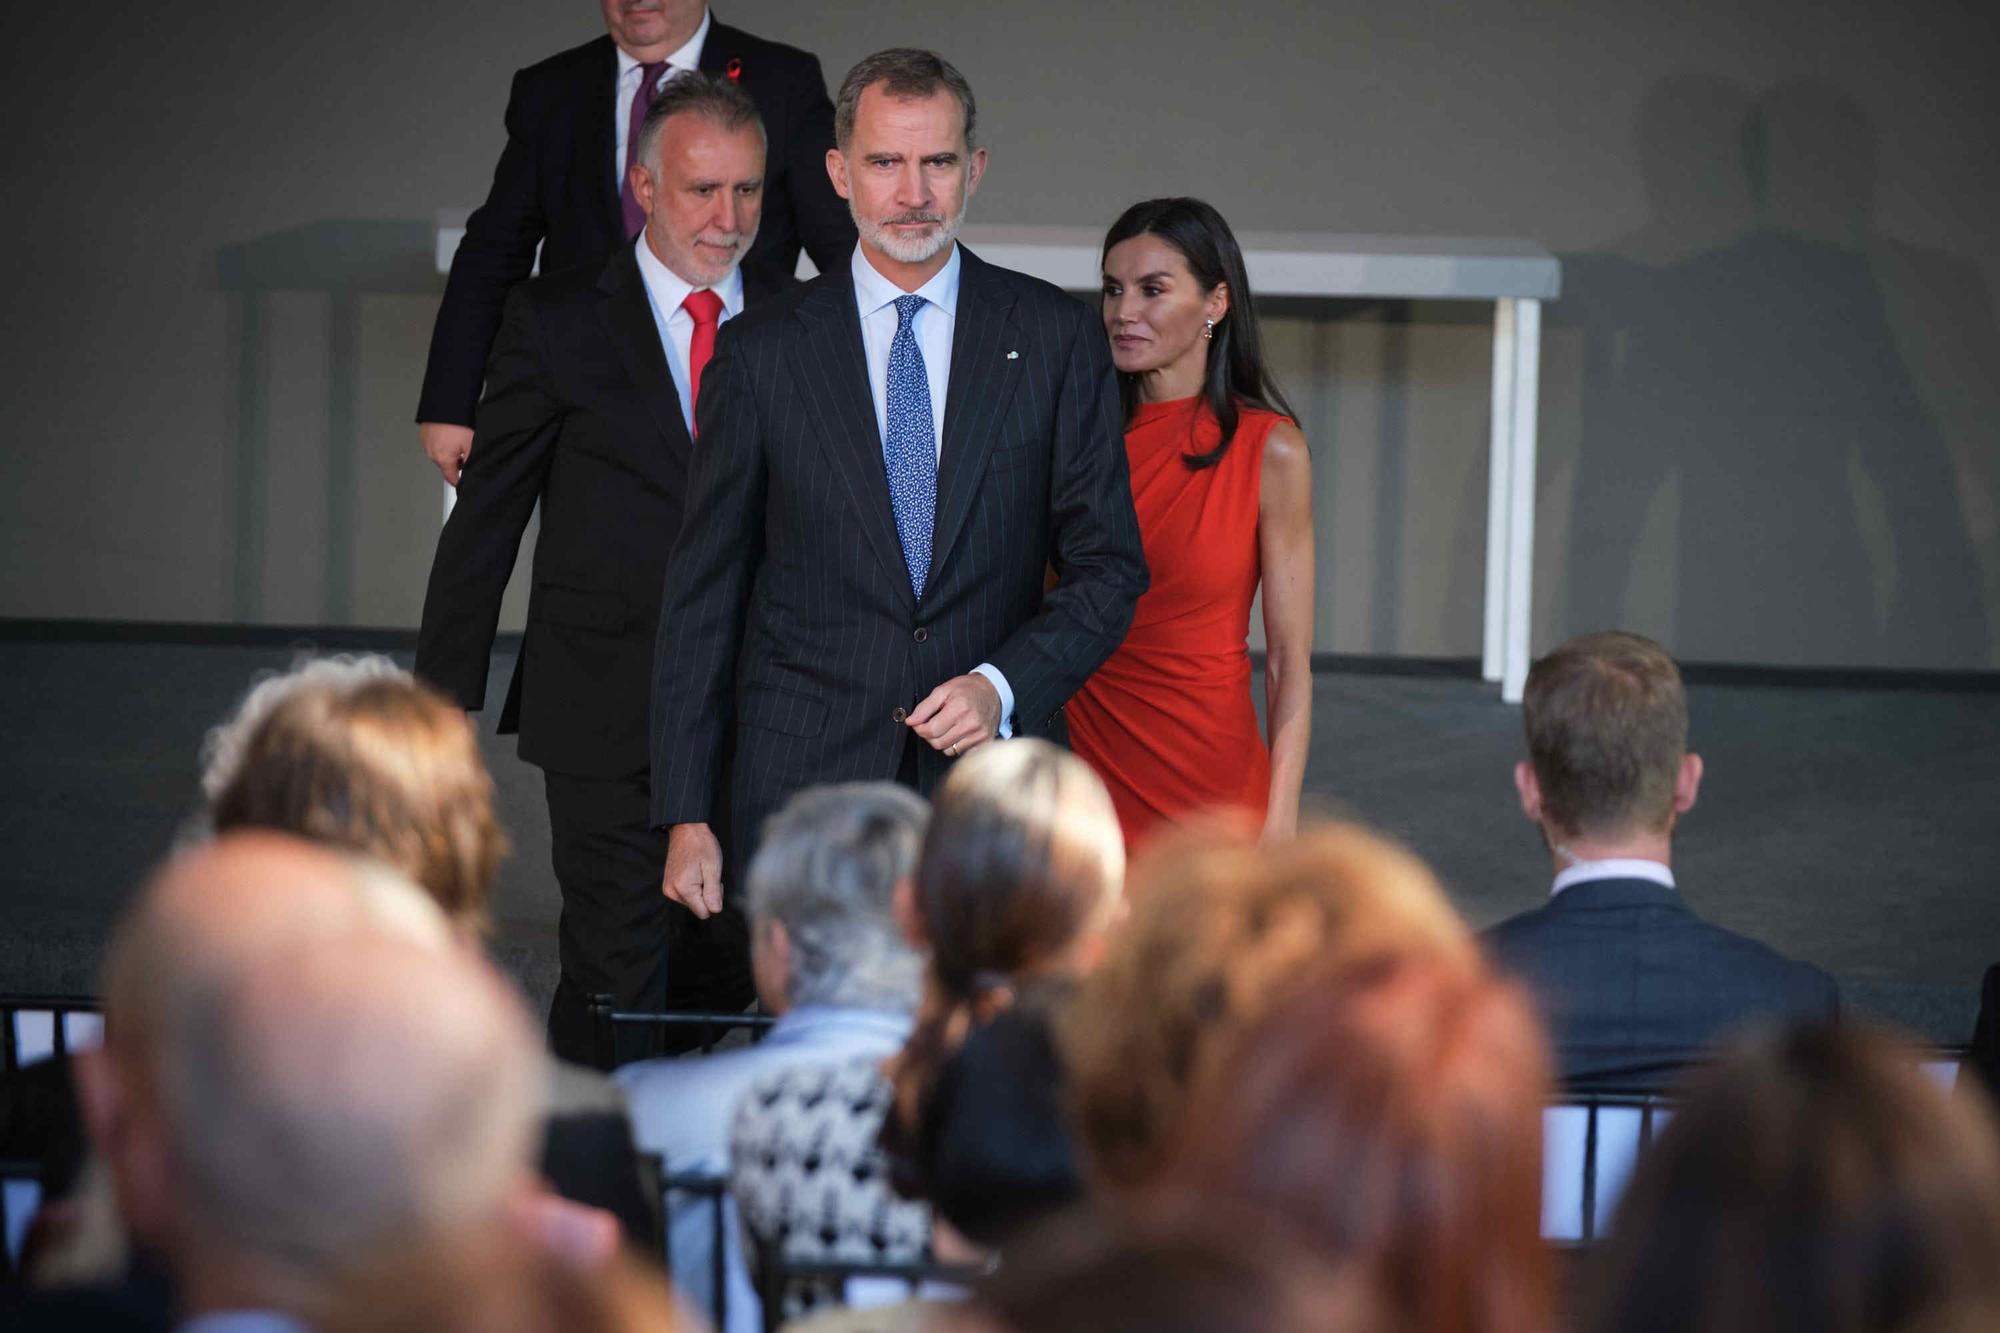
[855,199,966,265]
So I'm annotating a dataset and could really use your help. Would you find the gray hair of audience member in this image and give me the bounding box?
[634,70,765,176]
[834,48,977,151]
[168,932,544,1285]
[746,782,929,1010]
[198,653,403,805]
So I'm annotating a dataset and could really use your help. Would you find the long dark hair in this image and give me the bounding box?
[1101,197,1297,469]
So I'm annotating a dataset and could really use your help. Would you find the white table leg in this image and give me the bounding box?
[1483,299,1517,682]
[1501,298,1541,704]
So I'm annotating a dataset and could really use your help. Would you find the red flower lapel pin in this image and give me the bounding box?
[726,58,743,83]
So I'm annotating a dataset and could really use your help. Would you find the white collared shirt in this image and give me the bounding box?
[1551,858,1677,897]
[634,235,744,436]
[613,8,713,186]
[846,242,1012,733]
[850,242,959,462]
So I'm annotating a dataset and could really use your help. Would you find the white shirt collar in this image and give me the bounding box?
[634,234,744,321]
[614,7,712,78]
[1551,858,1676,897]
[850,242,961,322]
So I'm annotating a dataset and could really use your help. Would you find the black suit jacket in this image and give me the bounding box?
[416,245,789,778]
[1483,876,1841,1091]
[417,21,854,427]
[649,246,1147,852]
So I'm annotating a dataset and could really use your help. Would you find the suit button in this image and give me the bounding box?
[913,627,929,643]
[891,707,908,723]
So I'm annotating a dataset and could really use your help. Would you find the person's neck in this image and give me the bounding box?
[1544,826,1673,876]
[1134,351,1207,404]
[177,1245,314,1325]
[861,240,953,295]
[614,7,705,64]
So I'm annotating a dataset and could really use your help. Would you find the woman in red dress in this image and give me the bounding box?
[1067,198,1315,850]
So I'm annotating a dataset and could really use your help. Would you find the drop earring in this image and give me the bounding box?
[1202,318,1215,341]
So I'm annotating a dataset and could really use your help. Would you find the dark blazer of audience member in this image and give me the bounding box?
[418,79,791,1062]
[417,0,853,482]
[879,740,1125,1249]
[1588,1022,2000,1333]
[1483,631,1838,1090]
[203,658,656,1250]
[648,49,1147,929]
[1162,955,1555,1333]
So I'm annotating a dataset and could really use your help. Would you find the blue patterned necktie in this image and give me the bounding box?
[884,293,937,598]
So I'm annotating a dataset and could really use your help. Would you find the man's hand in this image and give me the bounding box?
[420,421,475,486]
[662,821,724,918]
[908,673,1001,757]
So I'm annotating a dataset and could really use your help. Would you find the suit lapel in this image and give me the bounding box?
[790,276,915,610]
[584,36,623,248]
[928,247,1023,591]
[597,246,693,465]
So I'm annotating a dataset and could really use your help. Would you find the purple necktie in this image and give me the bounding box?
[621,61,670,239]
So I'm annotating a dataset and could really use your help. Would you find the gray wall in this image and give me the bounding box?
[4,1,1996,668]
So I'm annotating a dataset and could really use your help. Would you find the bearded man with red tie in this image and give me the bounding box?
[417,77,792,1068]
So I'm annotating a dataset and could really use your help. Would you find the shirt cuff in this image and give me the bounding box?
[970,663,1014,740]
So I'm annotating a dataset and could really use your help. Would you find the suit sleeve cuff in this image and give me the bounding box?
[970,662,1015,740]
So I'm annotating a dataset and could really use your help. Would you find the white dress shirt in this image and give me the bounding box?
[848,243,1014,734]
[634,235,744,436]
[613,8,713,185]
[1551,858,1676,897]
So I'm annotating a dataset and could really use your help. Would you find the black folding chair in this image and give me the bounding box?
[587,992,776,1067]
[657,1165,734,1330]
[749,1227,996,1333]
[1545,1087,1673,1245]
[1,994,102,1073]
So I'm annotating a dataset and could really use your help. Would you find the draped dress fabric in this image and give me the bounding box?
[1068,396,1283,849]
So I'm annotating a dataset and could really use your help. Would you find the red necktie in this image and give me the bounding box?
[682,288,725,433]
[620,61,670,239]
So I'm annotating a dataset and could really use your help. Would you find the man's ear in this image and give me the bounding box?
[825,147,851,201]
[76,1046,176,1245]
[1513,760,1544,823]
[1674,752,1703,814]
[72,1046,121,1154]
[965,145,988,198]
[628,162,655,221]
[891,875,926,950]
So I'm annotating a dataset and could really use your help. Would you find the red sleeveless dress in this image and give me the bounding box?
[1068,397,1281,850]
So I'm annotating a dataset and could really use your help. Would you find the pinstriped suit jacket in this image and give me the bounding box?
[648,245,1147,848]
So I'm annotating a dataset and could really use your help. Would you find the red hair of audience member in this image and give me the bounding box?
[1064,821,1474,1192]
[1586,1022,2000,1333]
[1159,952,1553,1333]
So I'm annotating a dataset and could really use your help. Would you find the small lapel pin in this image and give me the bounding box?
[1006,350,1019,360]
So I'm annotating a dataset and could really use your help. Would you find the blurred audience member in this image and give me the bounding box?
[880,740,1125,1250]
[1588,1022,2000,1333]
[49,835,541,1329]
[1484,631,1837,1089]
[1163,953,1554,1333]
[202,656,651,1248]
[1960,962,2000,1103]
[619,781,927,1332]
[937,1202,1367,1333]
[324,1234,688,1333]
[1065,822,1471,1192]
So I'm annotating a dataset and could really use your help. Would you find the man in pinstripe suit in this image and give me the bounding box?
[649,49,1146,950]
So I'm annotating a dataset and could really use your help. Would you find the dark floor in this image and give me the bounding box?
[2,637,1994,1041]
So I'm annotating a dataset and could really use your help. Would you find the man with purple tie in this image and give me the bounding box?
[416,2,853,483]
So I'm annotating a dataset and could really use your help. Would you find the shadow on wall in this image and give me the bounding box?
[214,221,441,623]
[1559,76,1998,669]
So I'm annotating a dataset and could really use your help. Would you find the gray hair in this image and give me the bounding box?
[198,654,404,805]
[634,70,765,176]
[747,782,928,1011]
[834,48,977,151]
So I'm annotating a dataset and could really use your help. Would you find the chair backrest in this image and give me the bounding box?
[1,1158,43,1282]
[659,1164,734,1332]
[587,993,776,1067]
[1542,1089,1673,1244]
[747,1227,994,1333]
[1,994,103,1072]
